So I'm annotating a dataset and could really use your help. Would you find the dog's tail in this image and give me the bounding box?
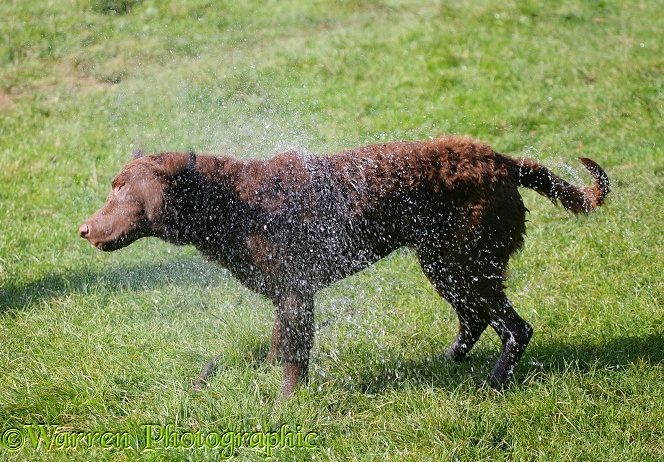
[503,155,610,214]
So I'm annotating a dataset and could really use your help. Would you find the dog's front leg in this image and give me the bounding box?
[266,316,281,364]
[274,290,315,400]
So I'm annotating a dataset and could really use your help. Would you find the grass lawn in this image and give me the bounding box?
[1,0,663,460]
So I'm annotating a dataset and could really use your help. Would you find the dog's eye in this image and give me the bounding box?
[116,182,126,192]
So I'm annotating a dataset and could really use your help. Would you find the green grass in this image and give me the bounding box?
[1,0,663,460]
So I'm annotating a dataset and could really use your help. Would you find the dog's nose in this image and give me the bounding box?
[78,223,90,238]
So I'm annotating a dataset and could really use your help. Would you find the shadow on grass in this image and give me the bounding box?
[340,332,664,395]
[0,257,229,314]
[2,259,661,397]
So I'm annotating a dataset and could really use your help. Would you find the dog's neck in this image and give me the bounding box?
[158,155,247,254]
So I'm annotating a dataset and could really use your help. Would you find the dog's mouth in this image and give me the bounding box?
[78,222,136,252]
[91,239,127,252]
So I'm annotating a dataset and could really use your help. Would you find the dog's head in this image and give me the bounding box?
[79,152,195,251]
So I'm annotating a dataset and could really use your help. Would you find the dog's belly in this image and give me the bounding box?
[265,211,438,292]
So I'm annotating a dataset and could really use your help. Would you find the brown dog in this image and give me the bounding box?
[79,136,609,399]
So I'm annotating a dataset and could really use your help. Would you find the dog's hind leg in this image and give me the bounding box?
[418,246,532,389]
[445,308,489,362]
[484,297,533,389]
[417,254,489,361]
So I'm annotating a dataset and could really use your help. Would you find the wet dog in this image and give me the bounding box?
[79,136,609,399]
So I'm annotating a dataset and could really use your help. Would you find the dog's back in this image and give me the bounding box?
[188,137,523,291]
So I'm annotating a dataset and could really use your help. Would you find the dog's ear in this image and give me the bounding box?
[132,148,145,160]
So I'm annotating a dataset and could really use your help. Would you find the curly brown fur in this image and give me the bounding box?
[79,136,609,399]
